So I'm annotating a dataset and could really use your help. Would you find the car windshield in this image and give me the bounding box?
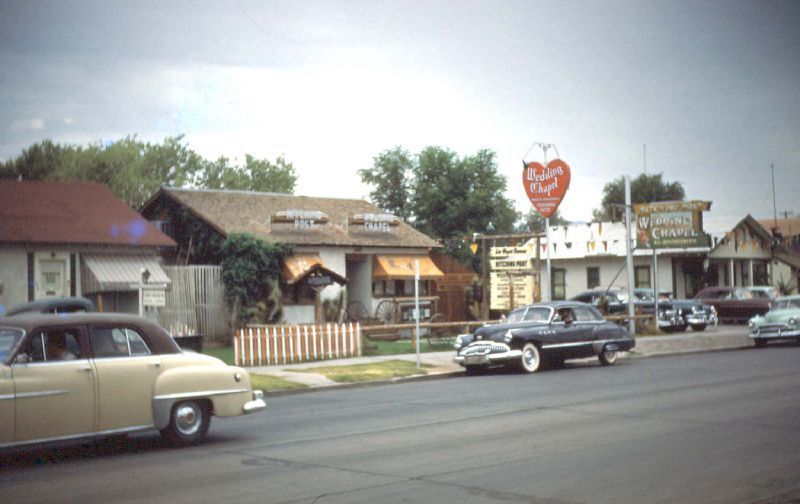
[773,299,800,310]
[0,328,25,363]
[505,307,551,323]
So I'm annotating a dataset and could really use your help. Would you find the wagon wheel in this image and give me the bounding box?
[374,300,398,325]
[344,301,369,322]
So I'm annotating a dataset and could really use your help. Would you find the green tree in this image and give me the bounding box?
[515,208,568,234]
[194,154,296,194]
[220,233,292,326]
[1,136,297,208]
[357,146,413,220]
[593,172,686,221]
[411,147,516,239]
[359,146,516,239]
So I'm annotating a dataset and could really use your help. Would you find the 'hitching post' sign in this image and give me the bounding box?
[634,201,712,249]
[490,246,534,310]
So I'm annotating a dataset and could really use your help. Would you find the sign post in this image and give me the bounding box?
[522,152,571,301]
[414,259,421,368]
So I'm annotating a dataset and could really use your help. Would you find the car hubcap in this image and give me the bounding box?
[605,351,617,362]
[524,347,537,368]
[175,403,202,435]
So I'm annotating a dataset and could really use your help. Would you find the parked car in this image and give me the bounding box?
[0,312,265,449]
[748,294,800,348]
[572,288,685,332]
[746,286,781,302]
[694,286,771,324]
[3,296,95,317]
[453,301,635,374]
[570,289,629,314]
[633,289,718,332]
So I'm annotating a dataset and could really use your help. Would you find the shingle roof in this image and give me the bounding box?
[145,187,440,248]
[0,180,175,247]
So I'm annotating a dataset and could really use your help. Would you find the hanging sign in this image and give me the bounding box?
[522,158,571,218]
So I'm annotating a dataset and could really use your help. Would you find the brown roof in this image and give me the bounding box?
[144,187,440,248]
[758,217,800,238]
[0,180,175,248]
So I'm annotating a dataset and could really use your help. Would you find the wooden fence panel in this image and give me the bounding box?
[234,323,361,366]
[158,266,229,343]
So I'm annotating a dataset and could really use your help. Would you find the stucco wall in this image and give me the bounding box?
[539,255,676,300]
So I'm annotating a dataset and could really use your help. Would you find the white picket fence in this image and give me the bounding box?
[234,323,362,367]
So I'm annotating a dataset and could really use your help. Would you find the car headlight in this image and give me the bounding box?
[504,330,514,344]
[789,317,797,327]
[454,334,464,349]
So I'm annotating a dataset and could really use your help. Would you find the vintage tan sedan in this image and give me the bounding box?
[0,313,265,448]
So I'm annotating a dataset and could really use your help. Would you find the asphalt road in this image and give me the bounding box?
[2,344,800,504]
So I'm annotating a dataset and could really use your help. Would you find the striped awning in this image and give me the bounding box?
[372,255,444,280]
[82,254,171,293]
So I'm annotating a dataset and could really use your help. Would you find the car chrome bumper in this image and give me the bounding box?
[243,390,266,414]
[749,326,800,339]
[453,342,522,367]
[685,314,717,325]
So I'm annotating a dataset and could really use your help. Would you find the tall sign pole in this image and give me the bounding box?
[624,176,636,335]
[522,145,571,301]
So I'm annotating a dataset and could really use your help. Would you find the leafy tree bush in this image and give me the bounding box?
[220,233,292,327]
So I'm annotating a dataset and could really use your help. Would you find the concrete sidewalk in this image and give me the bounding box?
[247,325,754,392]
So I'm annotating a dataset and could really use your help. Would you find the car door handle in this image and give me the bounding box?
[152,362,161,368]
[79,366,92,373]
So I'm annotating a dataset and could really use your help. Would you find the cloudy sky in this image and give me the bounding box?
[1,0,798,231]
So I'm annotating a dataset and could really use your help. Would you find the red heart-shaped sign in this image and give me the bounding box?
[522,158,571,218]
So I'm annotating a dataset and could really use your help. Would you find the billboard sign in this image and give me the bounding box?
[634,200,712,249]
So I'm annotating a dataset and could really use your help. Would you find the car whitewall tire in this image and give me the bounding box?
[519,343,542,373]
[598,349,618,366]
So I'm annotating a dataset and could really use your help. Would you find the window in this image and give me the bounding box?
[551,268,566,300]
[23,329,83,362]
[91,327,151,357]
[586,267,600,289]
[634,266,651,288]
[372,280,430,297]
[573,305,602,322]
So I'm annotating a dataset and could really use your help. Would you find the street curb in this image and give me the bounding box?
[259,331,757,397]
[263,370,464,397]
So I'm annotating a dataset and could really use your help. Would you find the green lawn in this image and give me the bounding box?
[291,360,432,383]
[203,345,236,365]
[250,374,308,392]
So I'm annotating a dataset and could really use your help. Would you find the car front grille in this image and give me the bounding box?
[758,324,788,335]
[461,342,510,355]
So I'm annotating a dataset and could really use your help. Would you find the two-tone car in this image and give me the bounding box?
[748,294,800,348]
[453,301,635,374]
[0,312,265,449]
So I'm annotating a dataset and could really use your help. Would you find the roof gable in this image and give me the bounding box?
[0,180,175,248]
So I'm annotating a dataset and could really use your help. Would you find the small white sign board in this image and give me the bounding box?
[142,289,166,307]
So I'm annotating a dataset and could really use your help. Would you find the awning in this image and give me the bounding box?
[372,255,445,280]
[283,254,347,285]
[82,254,171,293]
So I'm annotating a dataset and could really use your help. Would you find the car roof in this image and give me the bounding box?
[0,312,181,354]
[4,296,95,316]
[516,301,591,309]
